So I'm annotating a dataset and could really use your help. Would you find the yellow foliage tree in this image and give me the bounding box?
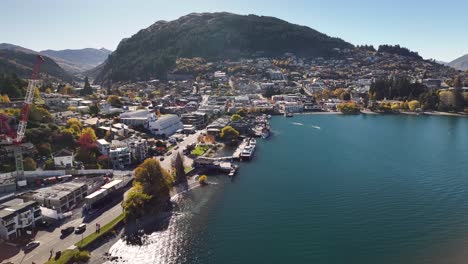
[81,127,97,142]
[408,100,421,111]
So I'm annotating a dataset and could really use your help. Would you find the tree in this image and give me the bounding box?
[133,158,173,197]
[172,152,186,185]
[37,143,52,157]
[107,95,123,108]
[220,126,239,142]
[52,129,76,149]
[230,114,242,122]
[124,158,173,221]
[236,108,247,117]
[340,92,351,101]
[44,159,55,170]
[81,77,93,96]
[23,157,37,171]
[81,127,97,142]
[60,85,75,95]
[67,118,82,130]
[198,175,208,185]
[97,155,110,169]
[123,184,152,220]
[0,94,10,103]
[408,100,420,111]
[453,88,464,112]
[418,90,439,110]
[89,103,100,117]
[337,102,360,113]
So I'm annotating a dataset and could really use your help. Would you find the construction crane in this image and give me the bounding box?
[0,55,44,185]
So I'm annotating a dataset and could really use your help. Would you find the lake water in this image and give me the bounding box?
[108,114,468,264]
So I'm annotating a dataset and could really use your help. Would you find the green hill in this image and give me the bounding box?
[94,12,352,83]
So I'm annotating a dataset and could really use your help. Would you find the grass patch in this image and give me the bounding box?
[184,166,194,174]
[75,213,124,250]
[45,249,90,264]
[190,145,210,156]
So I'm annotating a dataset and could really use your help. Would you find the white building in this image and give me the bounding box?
[283,102,304,113]
[96,139,111,155]
[0,199,42,240]
[52,149,74,168]
[147,114,184,137]
[109,141,132,169]
[119,109,151,126]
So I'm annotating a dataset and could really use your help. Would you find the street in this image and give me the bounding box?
[1,130,204,264]
[3,201,123,264]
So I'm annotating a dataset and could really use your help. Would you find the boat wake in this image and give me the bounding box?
[311,125,321,130]
[292,122,304,126]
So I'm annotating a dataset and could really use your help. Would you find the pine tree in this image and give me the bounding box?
[81,76,93,96]
[172,152,186,184]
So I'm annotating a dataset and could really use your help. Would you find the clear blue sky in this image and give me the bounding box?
[1,0,467,62]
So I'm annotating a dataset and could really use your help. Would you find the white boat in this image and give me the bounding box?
[240,145,255,160]
[249,138,257,146]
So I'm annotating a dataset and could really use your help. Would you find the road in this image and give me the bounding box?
[3,198,123,264]
[2,131,204,264]
[159,130,204,171]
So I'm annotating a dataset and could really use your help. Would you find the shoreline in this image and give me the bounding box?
[294,110,468,118]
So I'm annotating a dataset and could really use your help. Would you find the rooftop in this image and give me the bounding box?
[25,182,87,201]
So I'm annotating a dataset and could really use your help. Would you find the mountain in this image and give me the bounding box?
[0,43,37,54]
[40,48,112,73]
[448,54,468,71]
[0,49,73,81]
[94,12,353,83]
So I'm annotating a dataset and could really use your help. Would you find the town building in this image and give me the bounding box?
[51,149,74,169]
[147,114,184,137]
[22,181,88,218]
[180,112,207,128]
[0,199,42,241]
[109,141,132,169]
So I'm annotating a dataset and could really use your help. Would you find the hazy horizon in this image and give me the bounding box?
[2,0,467,62]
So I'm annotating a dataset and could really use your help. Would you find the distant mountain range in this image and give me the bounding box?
[0,49,73,81]
[448,54,468,71]
[0,43,111,74]
[40,48,111,73]
[94,12,353,83]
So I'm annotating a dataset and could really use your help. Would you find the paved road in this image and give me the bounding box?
[4,202,123,264]
[159,130,204,171]
[3,131,204,264]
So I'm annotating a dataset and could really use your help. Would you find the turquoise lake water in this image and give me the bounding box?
[109,114,468,264]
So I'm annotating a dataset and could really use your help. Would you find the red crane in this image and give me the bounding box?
[0,55,44,183]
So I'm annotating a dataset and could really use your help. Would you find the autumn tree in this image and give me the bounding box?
[107,95,123,108]
[23,157,37,171]
[408,100,421,111]
[81,127,97,142]
[220,126,239,142]
[230,114,242,122]
[124,158,174,221]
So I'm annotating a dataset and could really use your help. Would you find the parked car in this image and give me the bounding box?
[159,157,165,161]
[24,241,40,251]
[61,226,74,236]
[75,224,86,234]
[166,151,172,156]
[174,146,179,150]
